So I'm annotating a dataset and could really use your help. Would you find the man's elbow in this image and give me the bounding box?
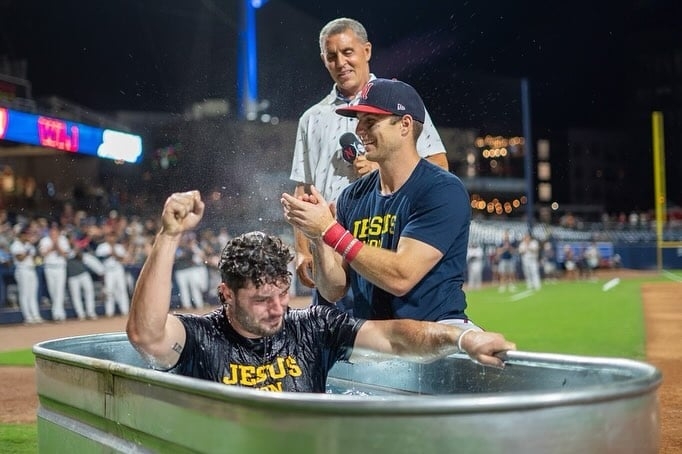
[319,286,347,304]
[316,278,348,304]
[126,319,145,348]
[126,322,167,365]
[387,279,416,297]
[125,316,157,351]
[390,286,410,297]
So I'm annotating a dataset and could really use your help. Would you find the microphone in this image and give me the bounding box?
[339,132,365,163]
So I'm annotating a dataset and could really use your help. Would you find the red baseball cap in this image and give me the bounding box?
[336,78,426,123]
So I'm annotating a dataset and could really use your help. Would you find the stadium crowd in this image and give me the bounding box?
[0,201,231,324]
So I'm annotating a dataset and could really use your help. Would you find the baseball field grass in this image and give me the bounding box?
[1,271,679,453]
[0,349,35,366]
[0,350,37,454]
[464,275,658,359]
[0,425,37,454]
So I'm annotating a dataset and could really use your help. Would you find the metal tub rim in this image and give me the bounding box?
[33,332,662,416]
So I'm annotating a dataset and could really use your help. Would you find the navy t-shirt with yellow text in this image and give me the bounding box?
[336,159,471,321]
[171,305,364,393]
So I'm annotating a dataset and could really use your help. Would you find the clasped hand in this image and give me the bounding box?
[281,186,336,239]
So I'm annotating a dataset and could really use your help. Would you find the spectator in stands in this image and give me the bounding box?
[611,253,622,268]
[66,233,98,320]
[488,245,500,286]
[10,225,43,323]
[496,230,517,292]
[517,233,541,291]
[560,212,577,229]
[190,234,210,305]
[562,245,578,280]
[0,215,14,308]
[216,227,232,248]
[466,241,485,290]
[118,235,139,298]
[38,222,69,321]
[0,209,13,253]
[199,228,223,304]
[576,246,588,279]
[122,222,153,292]
[59,201,76,228]
[95,231,130,317]
[583,241,600,281]
[173,233,207,309]
[540,239,558,283]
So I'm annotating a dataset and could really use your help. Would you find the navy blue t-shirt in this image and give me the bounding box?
[336,159,471,321]
[171,305,364,393]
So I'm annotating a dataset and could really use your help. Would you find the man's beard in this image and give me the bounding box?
[232,300,283,338]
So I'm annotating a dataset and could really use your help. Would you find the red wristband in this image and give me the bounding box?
[343,238,364,262]
[322,222,363,262]
[322,222,346,247]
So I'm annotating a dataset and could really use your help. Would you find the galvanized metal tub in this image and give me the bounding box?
[33,332,661,453]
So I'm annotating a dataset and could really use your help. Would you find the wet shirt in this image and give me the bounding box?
[172,305,365,393]
[336,159,471,321]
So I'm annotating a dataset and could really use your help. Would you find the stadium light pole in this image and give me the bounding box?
[521,78,535,233]
[237,0,269,121]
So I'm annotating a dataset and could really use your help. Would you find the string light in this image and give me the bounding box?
[471,194,527,216]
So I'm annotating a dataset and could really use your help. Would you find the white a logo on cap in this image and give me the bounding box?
[396,103,406,111]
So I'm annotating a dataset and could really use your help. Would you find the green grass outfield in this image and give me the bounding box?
[0,349,38,453]
[466,271,680,359]
[0,425,37,454]
[1,271,679,453]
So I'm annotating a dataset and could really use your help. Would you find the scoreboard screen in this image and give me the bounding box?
[0,107,142,164]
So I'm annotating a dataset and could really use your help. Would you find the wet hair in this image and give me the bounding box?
[218,231,293,291]
[319,17,368,54]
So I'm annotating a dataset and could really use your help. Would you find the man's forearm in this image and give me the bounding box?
[354,319,513,368]
[391,319,460,360]
[346,237,440,297]
[127,233,180,345]
[292,183,313,263]
[294,226,310,256]
[310,237,348,302]
[353,319,460,363]
[315,221,439,297]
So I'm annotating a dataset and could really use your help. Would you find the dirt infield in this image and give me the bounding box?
[1,286,681,452]
[642,282,682,454]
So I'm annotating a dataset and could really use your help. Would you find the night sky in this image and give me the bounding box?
[2,1,676,127]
